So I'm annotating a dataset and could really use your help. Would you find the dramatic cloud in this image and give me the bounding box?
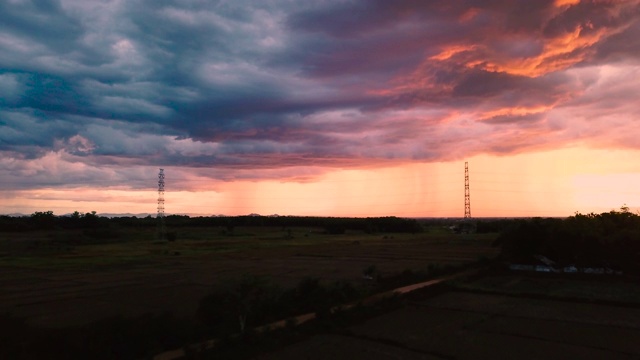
[1,0,640,194]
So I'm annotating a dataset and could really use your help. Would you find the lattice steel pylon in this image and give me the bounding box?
[157,168,166,240]
[464,162,471,219]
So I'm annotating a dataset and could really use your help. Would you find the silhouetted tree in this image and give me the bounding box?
[494,207,640,273]
[30,211,56,229]
[198,275,279,334]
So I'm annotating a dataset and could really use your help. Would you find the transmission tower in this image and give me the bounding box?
[157,168,166,241]
[464,162,471,219]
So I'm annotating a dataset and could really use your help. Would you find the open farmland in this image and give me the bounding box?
[449,274,640,304]
[0,226,497,328]
[260,283,640,360]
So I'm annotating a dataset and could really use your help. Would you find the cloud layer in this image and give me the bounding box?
[1,0,640,191]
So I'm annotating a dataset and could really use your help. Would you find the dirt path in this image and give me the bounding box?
[153,269,480,360]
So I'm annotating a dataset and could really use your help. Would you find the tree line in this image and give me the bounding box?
[0,212,424,234]
[493,207,640,274]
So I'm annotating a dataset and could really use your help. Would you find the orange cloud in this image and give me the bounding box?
[555,0,581,7]
[429,45,478,61]
[426,25,607,78]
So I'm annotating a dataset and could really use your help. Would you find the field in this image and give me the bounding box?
[449,274,640,304]
[0,226,498,328]
[259,277,640,360]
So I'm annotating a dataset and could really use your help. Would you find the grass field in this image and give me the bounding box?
[449,274,640,305]
[259,280,640,360]
[0,226,498,328]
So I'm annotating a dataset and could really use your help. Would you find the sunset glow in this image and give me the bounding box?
[1,0,640,217]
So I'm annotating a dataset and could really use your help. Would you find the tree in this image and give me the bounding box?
[30,211,56,229]
[494,208,640,274]
[198,275,278,334]
[75,211,96,228]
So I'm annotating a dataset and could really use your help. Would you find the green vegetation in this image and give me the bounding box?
[493,206,640,274]
[198,275,366,336]
[4,206,637,359]
[0,212,424,235]
[195,294,405,360]
[9,205,638,359]
[0,212,495,270]
[0,211,500,358]
[0,262,477,360]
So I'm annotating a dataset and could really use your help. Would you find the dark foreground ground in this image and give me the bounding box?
[253,275,640,360]
[4,225,639,360]
[0,229,496,328]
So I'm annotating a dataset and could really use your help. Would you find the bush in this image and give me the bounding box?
[198,275,282,335]
[166,232,177,241]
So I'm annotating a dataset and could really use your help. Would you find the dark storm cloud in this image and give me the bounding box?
[593,18,640,61]
[481,112,546,125]
[0,0,83,51]
[452,70,536,98]
[1,0,640,190]
[543,0,640,38]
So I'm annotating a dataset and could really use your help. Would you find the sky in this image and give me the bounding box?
[2,0,640,218]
